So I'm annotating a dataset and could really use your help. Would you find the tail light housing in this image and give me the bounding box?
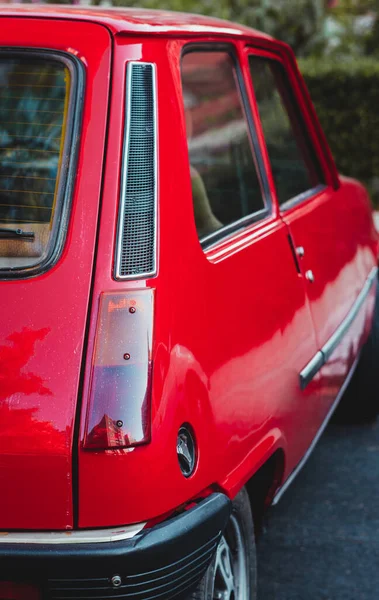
[84,289,154,450]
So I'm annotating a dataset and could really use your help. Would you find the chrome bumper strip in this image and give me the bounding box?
[0,522,146,544]
[300,266,378,389]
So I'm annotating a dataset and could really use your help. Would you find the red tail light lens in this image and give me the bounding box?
[0,582,40,599]
[84,289,154,450]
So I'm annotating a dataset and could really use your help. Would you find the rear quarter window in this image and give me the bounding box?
[0,52,81,275]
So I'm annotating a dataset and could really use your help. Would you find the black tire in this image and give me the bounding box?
[187,487,257,600]
[334,280,379,423]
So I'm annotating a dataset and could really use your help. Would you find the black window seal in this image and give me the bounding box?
[181,43,272,251]
[279,183,327,212]
[0,47,84,280]
[200,206,270,250]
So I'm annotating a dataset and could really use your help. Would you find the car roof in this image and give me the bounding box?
[0,4,273,39]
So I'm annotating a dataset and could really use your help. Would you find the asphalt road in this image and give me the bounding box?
[257,419,379,600]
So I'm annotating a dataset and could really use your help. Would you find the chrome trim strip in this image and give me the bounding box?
[273,347,361,506]
[201,207,270,250]
[299,351,323,390]
[322,266,378,362]
[0,522,146,545]
[279,266,378,503]
[114,61,158,281]
[299,266,378,389]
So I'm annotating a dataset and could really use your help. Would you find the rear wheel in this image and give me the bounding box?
[188,487,256,600]
[334,280,379,423]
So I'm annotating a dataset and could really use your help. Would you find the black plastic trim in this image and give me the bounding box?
[280,184,327,213]
[0,493,231,592]
[286,231,301,273]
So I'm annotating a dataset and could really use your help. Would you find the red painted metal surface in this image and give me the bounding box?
[0,5,274,39]
[0,7,376,532]
[281,183,377,409]
[246,44,378,423]
[76,34,376,528]
[0,18,111,529]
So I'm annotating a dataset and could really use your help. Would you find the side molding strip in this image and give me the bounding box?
[273,346,361,506]
[300,266,378,390]
[299,351,323,389]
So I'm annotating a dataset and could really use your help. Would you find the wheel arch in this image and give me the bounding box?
[244,448,285,537]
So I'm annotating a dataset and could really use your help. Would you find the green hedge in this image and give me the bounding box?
[299,58,379,207]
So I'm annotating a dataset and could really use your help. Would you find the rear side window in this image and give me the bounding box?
[248,56,324,207]
[0,54,77,274]
[181,49,266,243]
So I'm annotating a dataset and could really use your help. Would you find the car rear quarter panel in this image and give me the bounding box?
[78,37,326,528]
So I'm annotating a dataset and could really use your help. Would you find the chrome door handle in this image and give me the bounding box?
[305,270,315,283]
[296,246,305,258]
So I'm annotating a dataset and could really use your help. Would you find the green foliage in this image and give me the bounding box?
[300,57,379,205]
[323,0,379,59]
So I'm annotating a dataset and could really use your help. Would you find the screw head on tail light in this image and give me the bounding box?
[177,425,196,478]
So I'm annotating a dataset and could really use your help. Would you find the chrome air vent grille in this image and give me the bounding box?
[114,62,157,280]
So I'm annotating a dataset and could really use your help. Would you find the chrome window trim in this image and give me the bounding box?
[114,61,158,281]
[280,184,327,213]
[299,265,378,389]
[0,522,146,545]
[201,207,270,250]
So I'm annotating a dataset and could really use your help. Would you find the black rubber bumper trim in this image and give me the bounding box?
[0,493,231,582]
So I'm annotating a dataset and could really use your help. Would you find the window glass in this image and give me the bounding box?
[249,56,324,206]
[0,57,71,270]
[181,50,265,241]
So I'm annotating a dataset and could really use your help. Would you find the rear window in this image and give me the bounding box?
[0,53,78,274]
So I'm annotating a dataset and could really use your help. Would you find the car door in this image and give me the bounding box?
[162,43,325,495]
[246,46,374,415]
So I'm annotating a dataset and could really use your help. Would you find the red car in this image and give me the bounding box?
[0,6,377,600]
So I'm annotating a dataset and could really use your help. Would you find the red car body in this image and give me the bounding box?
[0,6,377,599]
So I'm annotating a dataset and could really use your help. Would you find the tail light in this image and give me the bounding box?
[84,289,154,450]
[0,582,40,600]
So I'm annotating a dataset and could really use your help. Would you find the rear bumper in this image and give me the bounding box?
[0,493,231,600]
